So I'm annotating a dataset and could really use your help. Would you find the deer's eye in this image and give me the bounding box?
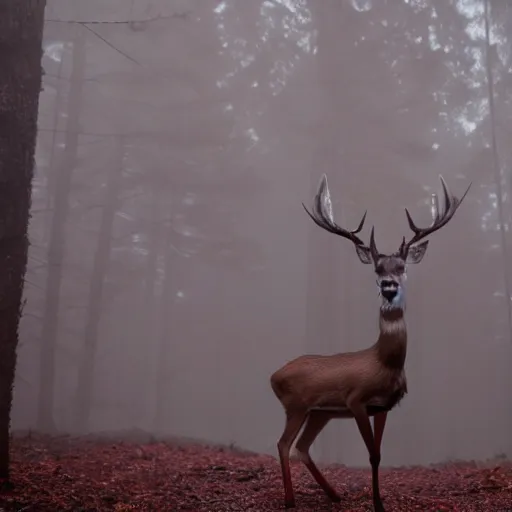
[375,265,384,275]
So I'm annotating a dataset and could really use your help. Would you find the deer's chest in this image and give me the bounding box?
[367,372,408,412]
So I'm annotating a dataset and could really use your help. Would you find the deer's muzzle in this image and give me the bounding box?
[380,279,399,302]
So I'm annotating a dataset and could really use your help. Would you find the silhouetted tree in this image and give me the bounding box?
[152,210,175,431]
[38,30,86,432]
[150,159,266,430]
[138,183,161,424]
[73,136,125,431]
[0,0,46,478]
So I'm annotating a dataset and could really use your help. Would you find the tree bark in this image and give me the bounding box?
[0,0,46,479]
[73,136,125,432]
[37,29,86,432]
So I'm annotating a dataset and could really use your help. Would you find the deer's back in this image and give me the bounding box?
[270,349,407,413]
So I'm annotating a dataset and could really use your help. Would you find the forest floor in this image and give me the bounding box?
[1,432,512,511]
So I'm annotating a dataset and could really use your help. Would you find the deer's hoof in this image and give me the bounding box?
[328,492,342,503]
[373,501,385,512]
[284,499,296,509]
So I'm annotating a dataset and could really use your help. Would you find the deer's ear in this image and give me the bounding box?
[406,240,429,264]
[355,245,373,264]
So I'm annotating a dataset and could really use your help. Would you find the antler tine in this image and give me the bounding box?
[439,175,452,215]
[401,176,471,255]
[352,210,367,235]
[301,203,368,245]
[302,174,368,246]
[432,193,440,223]
[369,226,379,261]
[459,180,472,203]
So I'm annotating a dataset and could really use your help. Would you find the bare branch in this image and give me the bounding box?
[81,24,140,66]
[45,12,188,25]
[22,312,43,322]
[23,279,45,291]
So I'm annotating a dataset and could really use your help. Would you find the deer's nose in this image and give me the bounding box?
[380,279,399,301]
[381,288,397,302]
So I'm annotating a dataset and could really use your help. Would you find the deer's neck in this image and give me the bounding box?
[376,293,407,369]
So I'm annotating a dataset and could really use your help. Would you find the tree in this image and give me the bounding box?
[73,136,125,431]
[37,29,86,433]
[0,0,46,479]
[152,212,175,431]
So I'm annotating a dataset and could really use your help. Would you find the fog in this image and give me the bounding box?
[12,0,512,468]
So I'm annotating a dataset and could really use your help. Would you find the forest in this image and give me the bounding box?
[1,0,512,510]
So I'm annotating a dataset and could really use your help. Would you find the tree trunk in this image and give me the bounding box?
[73,136,125,432]
[37,30,86,432]
[0,0,46,479]
[42,46,65,245]
[152,213,175,432]
[139,187,161,428]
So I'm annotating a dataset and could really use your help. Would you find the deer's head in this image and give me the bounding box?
[303,174,470,308]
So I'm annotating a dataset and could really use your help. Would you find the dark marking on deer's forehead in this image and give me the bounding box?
[374,255,406,276]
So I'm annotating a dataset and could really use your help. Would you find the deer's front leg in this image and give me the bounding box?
[348,401,385,512]
[373,412,387,455]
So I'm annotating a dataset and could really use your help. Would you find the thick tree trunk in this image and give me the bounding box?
[0,0,46,479]
[37,30,86,432]
[73,136,124,432]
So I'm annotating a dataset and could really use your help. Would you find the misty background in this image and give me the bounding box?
[12,0,512,468]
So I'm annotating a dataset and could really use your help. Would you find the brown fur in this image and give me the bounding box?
[271,303,408,419]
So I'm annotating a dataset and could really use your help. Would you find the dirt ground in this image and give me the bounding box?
[1,433,511,511]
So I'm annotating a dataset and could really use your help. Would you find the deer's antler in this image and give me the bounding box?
[303,174,369,248]
[399,175,471,258]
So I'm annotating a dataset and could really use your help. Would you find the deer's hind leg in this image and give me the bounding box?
[294,410,341,502]
[277,409,308,508]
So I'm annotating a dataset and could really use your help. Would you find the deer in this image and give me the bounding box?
[270,174,470,511]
